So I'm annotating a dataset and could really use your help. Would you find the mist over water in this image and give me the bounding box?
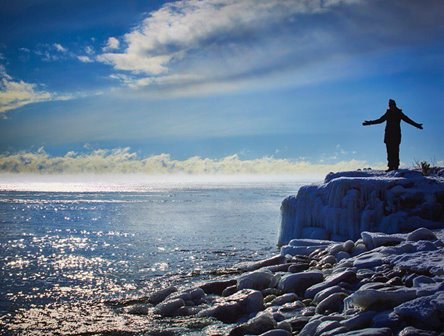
[0,175,310,334]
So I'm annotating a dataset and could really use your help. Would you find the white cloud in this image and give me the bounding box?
[77,55,93,63]
[84,46,95,55]
[102,37,120,51]
[0,147,379,174]
[53,43,67,53]
[0,67,71,114]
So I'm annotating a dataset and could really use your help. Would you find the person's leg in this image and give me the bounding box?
[393,142,400,170]
[386,142,397,171]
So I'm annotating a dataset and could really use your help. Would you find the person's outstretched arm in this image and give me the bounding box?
[362,114,386,126]
[401,112,423,129]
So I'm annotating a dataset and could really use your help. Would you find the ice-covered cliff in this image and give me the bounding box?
[278,169,444,245]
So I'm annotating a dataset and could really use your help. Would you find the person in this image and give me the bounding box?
[362,99,423,172]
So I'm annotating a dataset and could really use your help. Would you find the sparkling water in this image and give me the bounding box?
[0,175,311,334]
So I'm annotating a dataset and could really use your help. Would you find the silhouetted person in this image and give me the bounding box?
[362,99,423,171]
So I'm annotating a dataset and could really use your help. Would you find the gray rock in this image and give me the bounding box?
[340,311,377,331]
[321,326,349,335]
[352,243,368,256]
[353,252,385,269]
[288,263,309,273]
[235,254,286,272]
[305,269,356,298]
[320,254,337,265]
[125,303,149,315]
[361,231,405,250]
[238,270,276,290]
[270,293,298,306]
[258,329,291,336]
[336,251,351,261]
[398,326,439,336]
[153,298,185,317]
[299,315,345,336]
[222,285,238,297]
[199,278,237,295]
[229,312,276,336]
[276,320,292,333]
[336,327,392,336]
[285,315,310,332]
[198,289,263,323]
[313,285,344,304]
[371,310,403,329]
[315,292,348,315]
[148,286,178,305]
[278,271,323,296]
[343,240,355,253]
[406,227,437,242]
[314,320,341,335]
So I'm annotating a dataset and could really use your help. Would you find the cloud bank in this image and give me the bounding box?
[0,147,379,175]
[97,0,444,95]
[0,66,71,114]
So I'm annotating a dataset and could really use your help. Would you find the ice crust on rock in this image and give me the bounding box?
[278,169,444,245]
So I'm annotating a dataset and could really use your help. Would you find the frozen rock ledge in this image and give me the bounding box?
[278,169,444,245]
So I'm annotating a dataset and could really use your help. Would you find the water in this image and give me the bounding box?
[0,175,310,334]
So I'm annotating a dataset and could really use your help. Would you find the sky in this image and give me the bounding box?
[0,0,443,174]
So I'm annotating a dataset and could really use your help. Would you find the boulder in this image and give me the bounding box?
[198,289,263,323]
[278,271,323,296]
[199,279,237,295]
[229,312,276,336]
[406,227,437,242]
[305,269,356,298]
[315,292,348,315]
[344,287,417,311]
[238,270,276,290]
[148,286,178,305]
[336,328,393,336]
[153,298,185,317]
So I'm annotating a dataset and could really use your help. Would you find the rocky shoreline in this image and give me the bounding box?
[119,226,444,335]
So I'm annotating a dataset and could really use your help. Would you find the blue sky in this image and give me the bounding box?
[1,0,443,172]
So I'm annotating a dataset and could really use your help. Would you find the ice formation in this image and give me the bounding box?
[278,169,444,245]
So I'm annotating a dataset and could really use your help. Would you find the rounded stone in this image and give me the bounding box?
[315,292,348,315]
[407,227,437,242]
[153,298,185,317]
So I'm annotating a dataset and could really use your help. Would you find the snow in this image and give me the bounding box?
[278,169,444,245]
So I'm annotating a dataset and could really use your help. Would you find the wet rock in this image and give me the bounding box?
[276,320,292,333]
[198,289,263,323]
[264,294,276,304]
[222,285,238,297]
[371,310,404,329]
[336,327,393,336]
[288,263,310,273]
[336,251,351,261]
[320,254,337,265]
[229,312,276,336]
[235,254,286,272]
[406,227,437,242]
[343,240,355,253]
[305,269,356,298]
[125,303,149,315]
[399,326,439,336]
[285,315,310,332]
[313,285,344,304]
[258,329,291,336]
[341,311,377,331]
[270,293,297,306]
[238,270,276,290]
[153,298,185,317]
[315,292,348,315]
[278,271,323,296]
[352,243,368,256]
[148,286,178,305]
[199,279,237,295]
[314,320,341,335]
